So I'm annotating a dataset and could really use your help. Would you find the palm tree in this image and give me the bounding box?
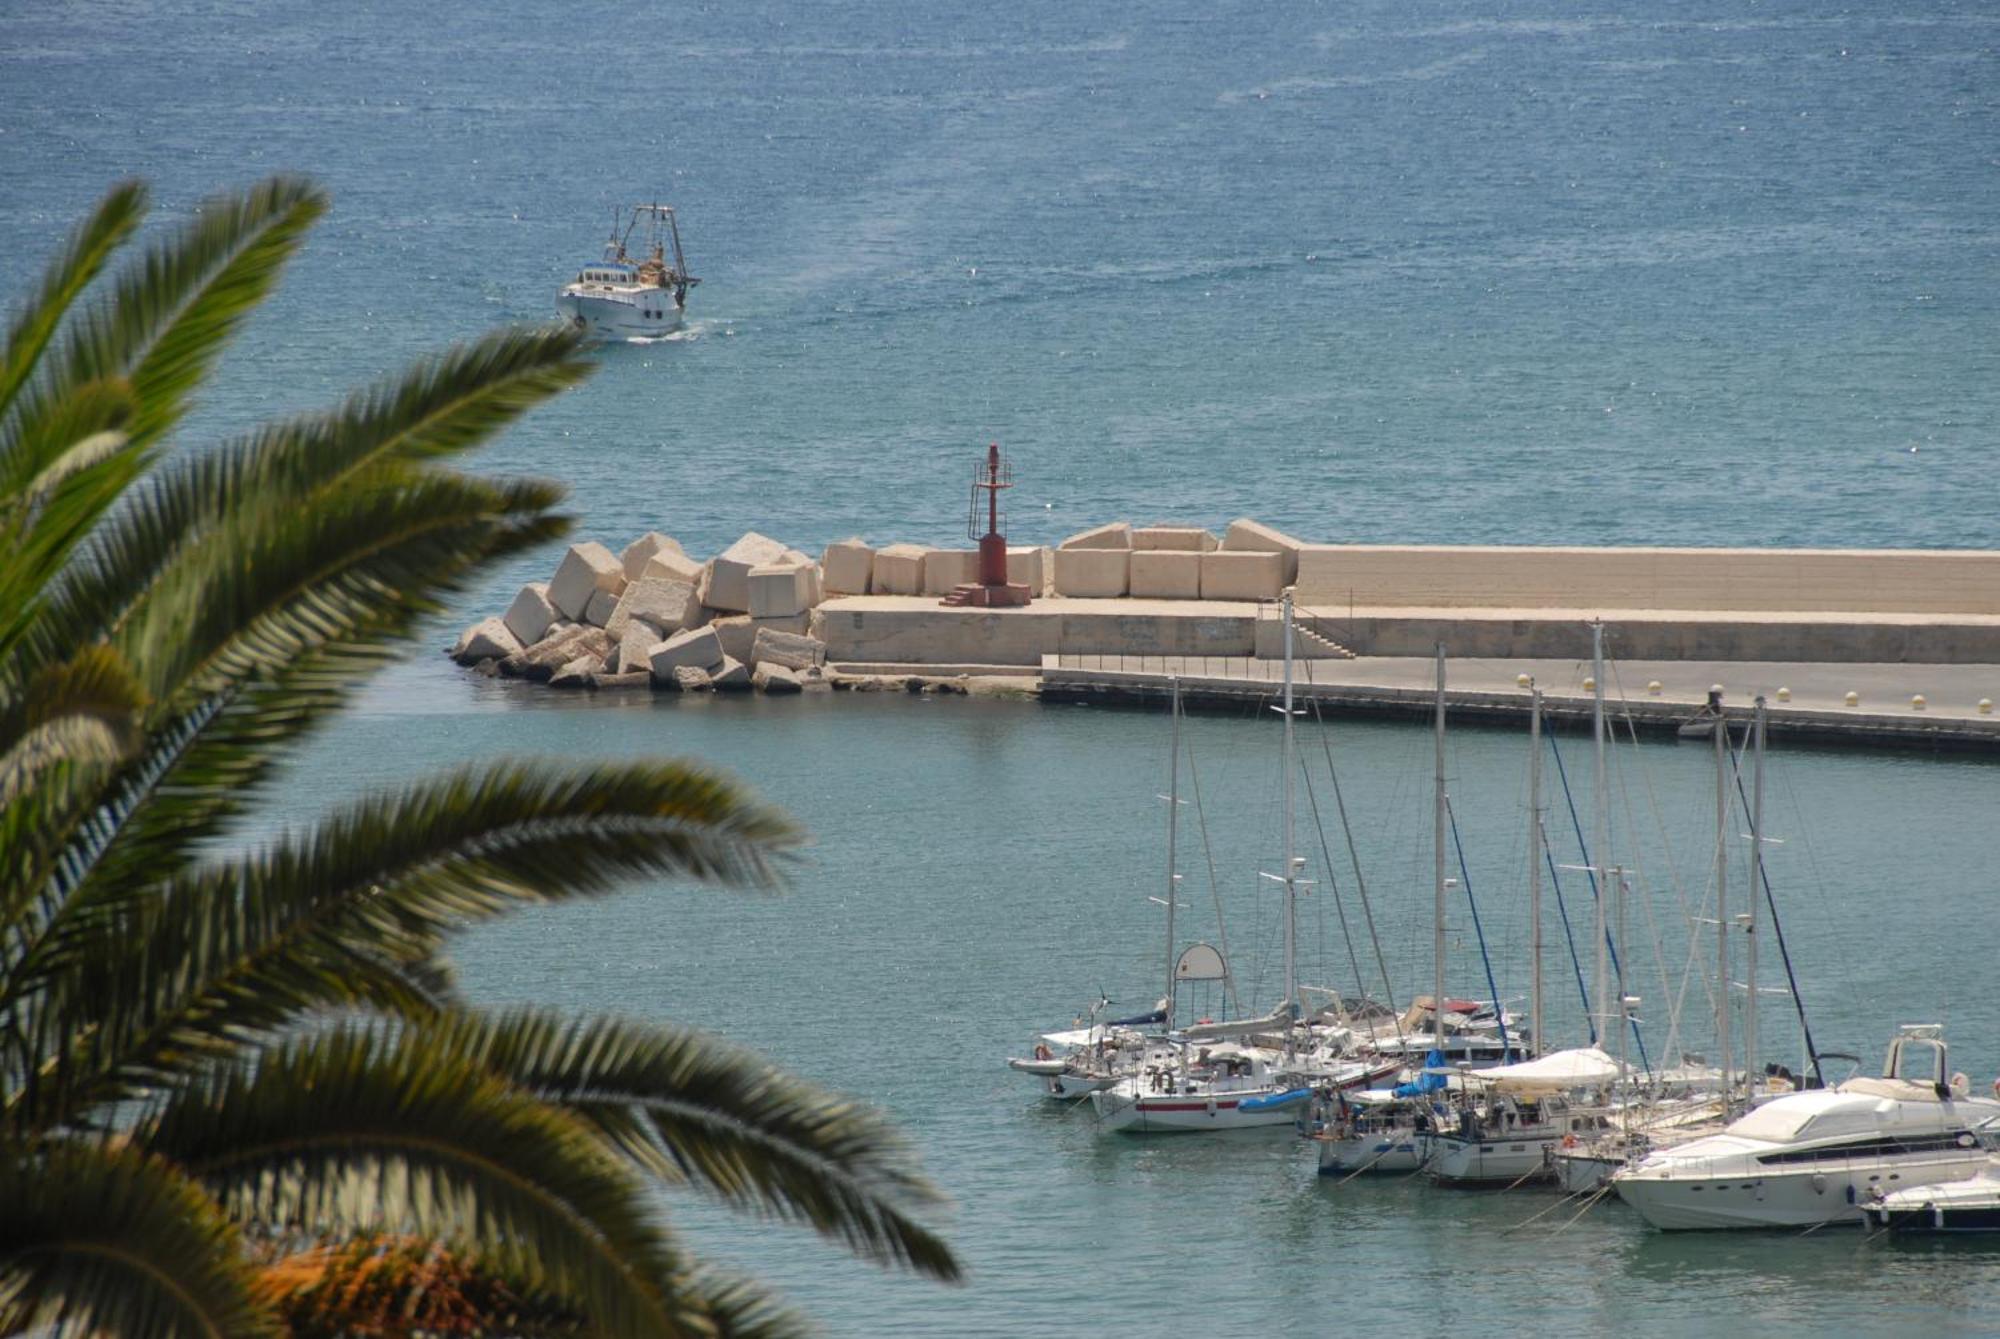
[0,178,957,1338]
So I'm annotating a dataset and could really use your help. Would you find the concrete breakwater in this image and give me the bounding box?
[447,518,1315,693]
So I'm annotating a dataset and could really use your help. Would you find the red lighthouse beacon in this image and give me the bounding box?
[941,442,1033,607]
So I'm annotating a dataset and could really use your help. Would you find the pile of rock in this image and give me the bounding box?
[450,530,833,693]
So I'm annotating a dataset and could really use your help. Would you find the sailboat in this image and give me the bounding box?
[1093,598,1395,1134]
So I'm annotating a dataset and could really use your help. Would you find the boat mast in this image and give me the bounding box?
[1528,684,1545,1060]
[1591,621,1609,1049]
[1746,695,1767,1093]
[1433,641,1448,1054]
[1713,697,1733,1103]
[1163,677,1182,1029]
[1282,593,1298,1051]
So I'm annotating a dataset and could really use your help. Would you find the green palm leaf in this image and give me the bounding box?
[0,1141,276,1338]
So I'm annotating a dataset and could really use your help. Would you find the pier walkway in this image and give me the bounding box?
[1038,654,2000,753]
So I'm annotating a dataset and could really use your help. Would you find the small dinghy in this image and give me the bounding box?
[1869,1156,2000,1234]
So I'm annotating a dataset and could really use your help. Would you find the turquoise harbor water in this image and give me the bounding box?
[5,1,2000,1333]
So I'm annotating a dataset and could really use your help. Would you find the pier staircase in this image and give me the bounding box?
[1295,619,1357,660]
[1256,603,1358,659]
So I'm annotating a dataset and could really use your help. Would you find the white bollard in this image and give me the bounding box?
[1911,694,1927,711]
[1516,673,1532,688]
[1775,686,1791,702]
[1981,699,1994,716]
[1582,676,1596,693]
[1844,691,1860,707]
[1647,680,1663,696]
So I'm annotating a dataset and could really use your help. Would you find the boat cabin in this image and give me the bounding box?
[577,263,639,287]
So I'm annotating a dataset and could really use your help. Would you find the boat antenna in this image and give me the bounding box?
[1433,641,1447,1053]
[1163,677,1182,1029]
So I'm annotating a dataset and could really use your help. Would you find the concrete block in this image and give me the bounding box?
[872,543,928,596]
[583,588,620,628]
[748,563,814,619]
[1053,547,1130,598]
[620,531,685,582]
[453,617,522,664]
[647,626,725,680]
[512,625,612,682]
[615,620,664,674]
[822,538,874,596]
[922,548,980,596]
[1129,550,1203,599]
[549,655,600,689]
[781,550,823,608]
[673,665,714,692]
[548,542,626,621]
[753,663,803,694]
[502,583,556,647]
[608,577,700,639]
[1221,519,1305,585]
[706,532,789,613]
[641,548,707,587]
[592,670,652,690]
[1059,521,1133,551]
[1006,546,1050,595]
[1134,527,1217,552]
[711,655,752,690]
[751,627,827,670]
[1200,550,1285,601]
[709,615,754,665]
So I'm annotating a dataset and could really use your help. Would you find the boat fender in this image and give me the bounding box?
[1844,1184,1857,1205]
[1561,1133,1578,1150]
[1034,1044,1052,1062]
[1811,1173,1826,1195]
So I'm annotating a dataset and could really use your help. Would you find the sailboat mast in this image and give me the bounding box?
[1713,699,1733,1101]
[1591,621,1609,1048]
[1282,594,1297,1041]
[1163,678,1182,1027]
[1747,695,1767,1092]
[1528,685,1544,1060]
[1433,642,1448,1051]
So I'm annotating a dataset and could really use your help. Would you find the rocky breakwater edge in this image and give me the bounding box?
[447,529,997,697]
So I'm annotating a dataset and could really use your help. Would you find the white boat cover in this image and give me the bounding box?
[1178,1003,1293,1041]
[1466,1047,1621,1092]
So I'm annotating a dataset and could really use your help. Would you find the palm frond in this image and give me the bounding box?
[428,1009,961,1282]
[14,760,798,1126]
[143,1028,704,1339]
[0,179,144,447]
[0,1140,276,1339]
[679,1267,812,1339]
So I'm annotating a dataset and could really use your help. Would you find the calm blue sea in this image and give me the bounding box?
[5,2,2000,1333]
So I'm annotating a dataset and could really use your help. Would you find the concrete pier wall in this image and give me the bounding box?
[1295,545,2000,616]
[816,597,1258,666]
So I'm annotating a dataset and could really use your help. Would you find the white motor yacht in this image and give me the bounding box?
[1613,1026,2000,1230]
[556,203,698,339]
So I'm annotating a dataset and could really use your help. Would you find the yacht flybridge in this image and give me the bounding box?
[556,203,698,339]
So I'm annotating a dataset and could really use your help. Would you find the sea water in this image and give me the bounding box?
[4,1,1998,1332]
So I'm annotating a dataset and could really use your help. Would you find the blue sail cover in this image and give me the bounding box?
[1391,1049,1450,1099]
[1108,1007,1167,1028]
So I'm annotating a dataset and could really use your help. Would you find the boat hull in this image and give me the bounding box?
[1615,1150,1994,1230]
[1550,1150,1623,1194]
[1427,1134,1558,1187]
[1317,1130,1429,1175]
[556,288,681,339]
[1091,1089,1298,1134]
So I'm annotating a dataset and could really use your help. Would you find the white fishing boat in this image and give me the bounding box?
[1612,1026,2000,1230]
[555,203,698,339]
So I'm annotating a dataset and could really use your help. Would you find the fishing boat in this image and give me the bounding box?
[1612,1025,2000,1230]
[555,203,698,339]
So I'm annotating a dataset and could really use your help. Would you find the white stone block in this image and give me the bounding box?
[501,583,556,647]
[751,627,826,670]
[753,663,803,694]
[711,655,752,690]
[781,550,823,607]
[1053,547,1130,597]
[747,563,814,619]
[706,532,789,613]
[454,617,522,664]
[673,665,713,692]
[921,548,979,596]
[1134,526,1217,552]
[1222,519,1306,585]
[1200,550,1285,601]
[620,531,685,582]
[1058,521,1133,551]
[607,577,700,639]
[641,548,706,587]
[1129,550,1203,599]
[583,588,620,628]
[548,542,626,621]
[615,620,664,674]
[1006,545,1050,595]
[647,626,725,680]
[872,543,928,596]
[821,538,874,596]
